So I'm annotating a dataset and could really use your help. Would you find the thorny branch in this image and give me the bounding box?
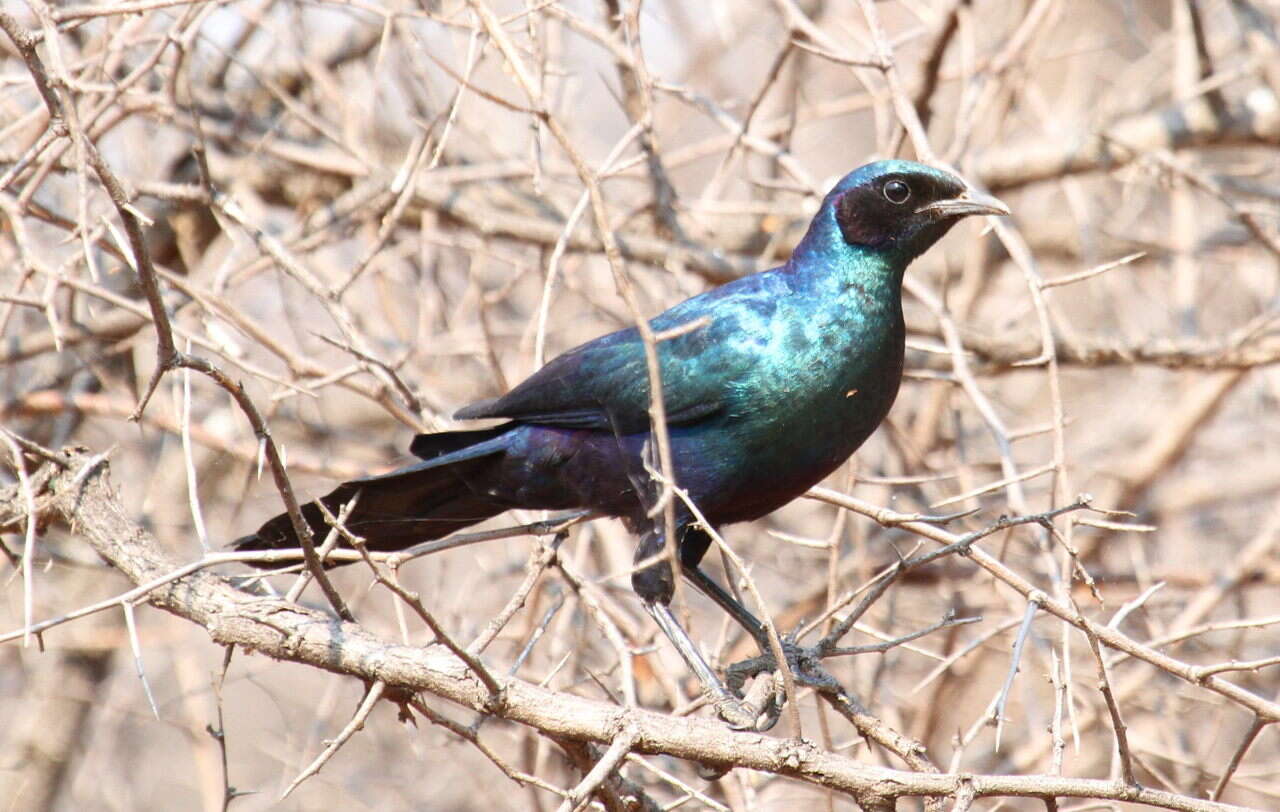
[0,449,1257,812]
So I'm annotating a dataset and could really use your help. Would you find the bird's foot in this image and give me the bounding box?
[784,640,842,692]
[723,636,842,723]
[711,670,784,731]
[738,669,786,731]
[711,695,763,731]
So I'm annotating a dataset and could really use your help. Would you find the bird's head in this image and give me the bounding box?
[798,160,1009,270]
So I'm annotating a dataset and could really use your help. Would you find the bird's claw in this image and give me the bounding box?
[708,670,784,732]
[720,637,842,726]
[778,635,844,691]
[712,695,763,731]
[727,640,831,686]
[741,671,785,731]
[696,761,733,781]
[792,650,842,691]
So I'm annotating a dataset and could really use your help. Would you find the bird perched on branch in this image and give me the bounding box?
[236,160,1008,727]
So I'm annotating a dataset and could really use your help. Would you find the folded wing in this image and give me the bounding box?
[455,274,785,434]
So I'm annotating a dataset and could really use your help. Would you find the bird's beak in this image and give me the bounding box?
[917,188,1010,219]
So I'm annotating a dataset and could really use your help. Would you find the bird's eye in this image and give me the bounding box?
[883,179,911,204]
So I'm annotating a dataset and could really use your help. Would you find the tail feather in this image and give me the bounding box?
[409,423,511,461]
[234,427,511,561]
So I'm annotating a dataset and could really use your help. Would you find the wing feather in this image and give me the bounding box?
[454,272,788,433]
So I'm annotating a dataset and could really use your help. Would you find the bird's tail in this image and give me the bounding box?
[234,425,512,561]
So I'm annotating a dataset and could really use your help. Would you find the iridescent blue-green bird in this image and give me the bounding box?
[237,160,1008,726]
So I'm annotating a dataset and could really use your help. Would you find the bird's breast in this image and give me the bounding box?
[734,300,903,427]
[684,302,904,523]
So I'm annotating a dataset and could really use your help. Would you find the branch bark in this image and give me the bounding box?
[2,448,1255,812]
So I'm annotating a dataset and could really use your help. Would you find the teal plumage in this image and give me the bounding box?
[236,160,1008,725]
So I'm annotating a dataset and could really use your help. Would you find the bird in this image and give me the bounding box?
[235,159,1009,727]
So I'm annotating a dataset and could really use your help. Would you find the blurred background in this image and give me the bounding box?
[2,0,1279,808]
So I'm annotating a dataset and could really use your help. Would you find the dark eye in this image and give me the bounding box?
[883,179,911,204]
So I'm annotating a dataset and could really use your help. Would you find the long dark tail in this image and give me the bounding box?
[234,425,513,560]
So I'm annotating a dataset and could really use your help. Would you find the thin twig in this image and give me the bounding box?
[281,680,386,800]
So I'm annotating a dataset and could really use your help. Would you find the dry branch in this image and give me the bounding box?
[2,448,1254,812]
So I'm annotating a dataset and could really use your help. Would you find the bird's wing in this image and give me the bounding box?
[455,274,784,433]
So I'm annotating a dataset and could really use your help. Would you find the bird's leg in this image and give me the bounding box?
[681,565,768,651]
[683,553,834,693]
[669,525,770,652]
[641,600,762,729]
[632,526,824,729]
[632,528,766,729]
